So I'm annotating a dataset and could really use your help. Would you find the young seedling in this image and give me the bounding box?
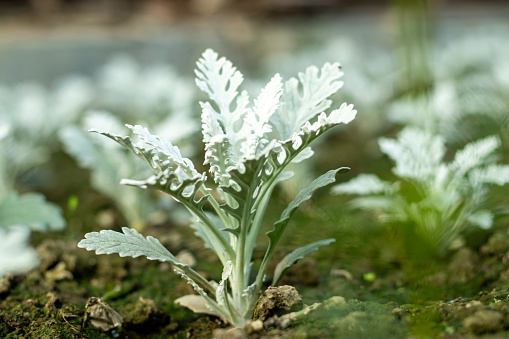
[78,49,357,327]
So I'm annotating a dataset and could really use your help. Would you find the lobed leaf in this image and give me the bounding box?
[127,124,196,173]
[89,129,165,173]
[379,127,446,182]
[196,49,249,164]
[450,135,501,176]
[78,227,183,263]
[271,62,344,140]
[241,74,283,158]
[469,164,509,186]
[216,260,233,306]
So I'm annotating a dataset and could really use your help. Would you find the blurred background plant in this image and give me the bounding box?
[59,55,199,230]
[331,127,509,256]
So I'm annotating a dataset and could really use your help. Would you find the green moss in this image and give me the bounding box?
[286,299,408,339]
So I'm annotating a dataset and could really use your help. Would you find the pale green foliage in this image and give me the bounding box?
[59,57,198,230]
[0,80,71,277]
[0,77,92,192]
[0,226,39,277]
[0,192,65,232]
[0,191,65,277]
[96,55,196,123]
[79,49,356,327]
[59,111,171,230]
[332,127,509,254]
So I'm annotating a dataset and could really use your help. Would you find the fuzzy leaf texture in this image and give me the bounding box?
[78,227,185,267]
[271,62,345,140]
[90,125,208,215]
[196,49,248,179]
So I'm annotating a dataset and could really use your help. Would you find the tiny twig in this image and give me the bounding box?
[60,311,80,333]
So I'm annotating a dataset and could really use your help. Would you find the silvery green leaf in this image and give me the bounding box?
[275,171,295,185]
[174,266,227,321]
[174,268,229,322]
[83,110,127,138]
[241,74,283,158]
[202,109,235,185]
[450,136,500,176]
[272,238,335,286]
[0,226,39,277]
[331,174,393,195]
[195,49,246,117]
[220,103,356,232]
[196,49,249,155]
[379,127,445,182]
[127,124,196,173]
[272,62,344,140]
[469,165,509,186]
[174,295,223,318]
[0,192,65,232]
[467,210,494,229]
[91,125,202,188]
[0,123,10,140]
[216,260,233,306]
[348,196,399,212]
[266,168,348,260]
[190,212,230,264]
[290,147,314,164]
[121,170,234,261]
[121,169,208,210]
[59,124,152,229]
[420,189,462,214]
[89,129,164,173]
[78,227,185,266]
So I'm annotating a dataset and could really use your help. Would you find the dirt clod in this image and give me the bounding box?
[0,276,12,296]
[244,319,263,333]
[462,310,504,334]
[252,285,303,322]
[122,296,170,332]
[213,327,247,339]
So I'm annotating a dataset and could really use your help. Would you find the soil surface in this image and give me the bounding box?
[1,155,509,338]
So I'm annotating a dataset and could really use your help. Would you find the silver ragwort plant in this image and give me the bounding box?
[78,49,357,327]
